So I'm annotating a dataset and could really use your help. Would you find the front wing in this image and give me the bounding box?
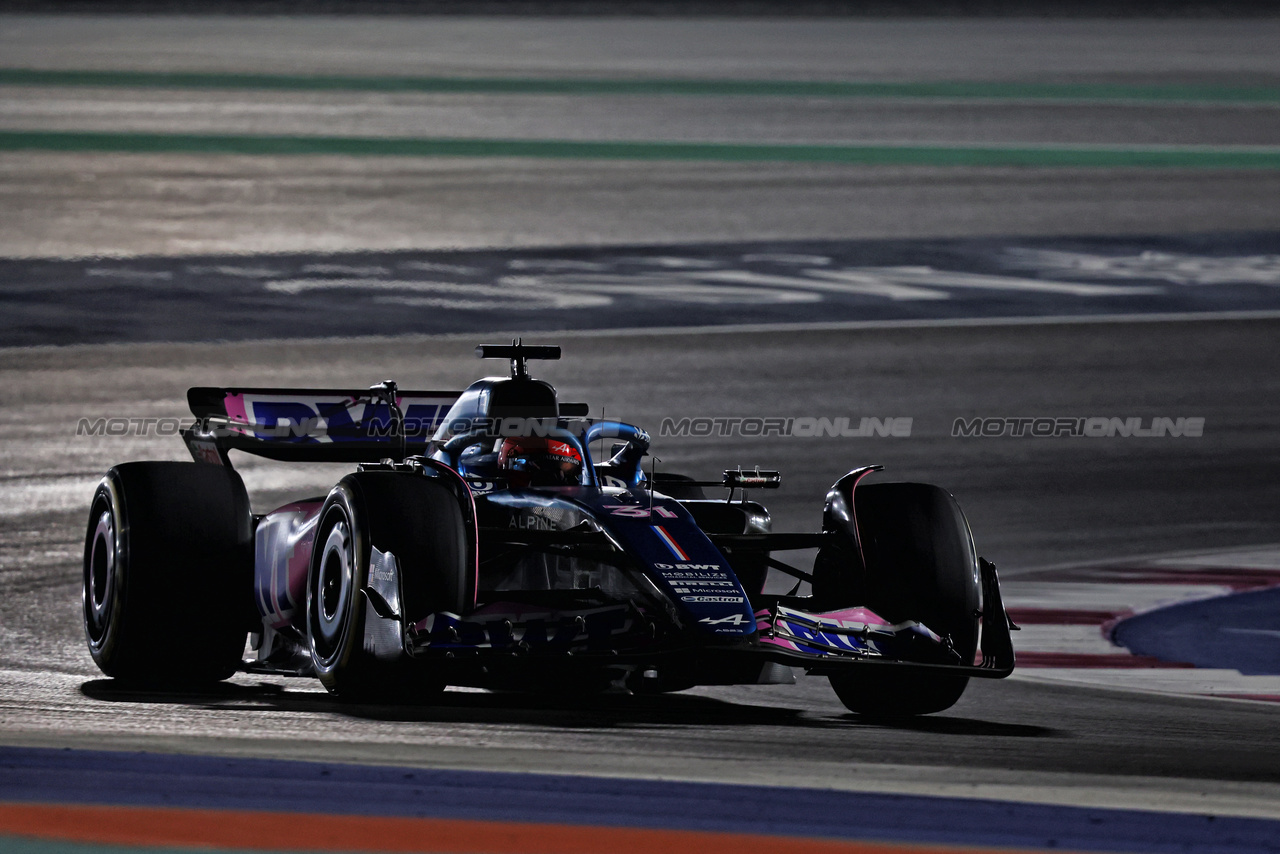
[383,529,1015,681]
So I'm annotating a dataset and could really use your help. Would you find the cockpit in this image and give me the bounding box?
[428,341,649,489]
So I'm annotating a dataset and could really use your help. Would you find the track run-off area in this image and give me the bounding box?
[2,13,1280,854]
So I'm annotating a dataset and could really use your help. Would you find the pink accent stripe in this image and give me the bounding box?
[1021,565,1280,592]
[1117,569,1280,591]
[1016,652,1195,669]
[224,392,248,425]
[1006,608,1130,626]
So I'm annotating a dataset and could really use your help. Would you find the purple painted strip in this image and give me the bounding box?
[1,746,1278,853]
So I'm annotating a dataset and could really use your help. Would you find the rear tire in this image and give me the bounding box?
[824,483,980,717]
[307,472,468,700]
[83,462,252,686]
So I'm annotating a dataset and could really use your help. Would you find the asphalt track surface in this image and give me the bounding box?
[4,18,1280,258]
[3,324,1280,823]
[3,14,1280,852]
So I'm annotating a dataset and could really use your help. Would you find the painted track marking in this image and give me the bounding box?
[1006,545,1280,700]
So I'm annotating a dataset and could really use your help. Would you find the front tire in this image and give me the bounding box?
[307,492,362,685]
[307,472,468,700]
[825,483,980,717]
[83,462,252,686]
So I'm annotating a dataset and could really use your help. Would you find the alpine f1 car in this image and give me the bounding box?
[83,342,1015,716]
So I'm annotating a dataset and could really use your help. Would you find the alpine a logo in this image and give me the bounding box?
[700,613,750,627]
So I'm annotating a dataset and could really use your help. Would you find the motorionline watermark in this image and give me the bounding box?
[73,415,644,440]
[74,415,570,439]
[659,417,912,438]
[76,415,1203,441]
[951,416,1205,438]
[75,415,916,440]
[77,417,188,437]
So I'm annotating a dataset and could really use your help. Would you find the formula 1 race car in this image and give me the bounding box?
[83,342,1015,716]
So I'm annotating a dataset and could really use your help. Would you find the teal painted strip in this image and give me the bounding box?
[1,68,1279,104]
[0,840,206,854]
[0,839,349,854]
[2,130,1280,168]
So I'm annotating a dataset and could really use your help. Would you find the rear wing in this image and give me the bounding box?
[182,386,461,464]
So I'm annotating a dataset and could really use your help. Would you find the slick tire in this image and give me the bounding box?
[83,462,253,686]
[827,483,980,717]
[307,472,468,700]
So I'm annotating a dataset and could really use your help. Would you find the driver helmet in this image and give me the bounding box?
[498,436,583,487]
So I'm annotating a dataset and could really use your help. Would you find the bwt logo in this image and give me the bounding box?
[952,417,1205,438]
[654,563,722,571]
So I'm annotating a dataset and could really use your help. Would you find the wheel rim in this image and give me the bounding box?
[85,503,116,645]
[311,514,354,664]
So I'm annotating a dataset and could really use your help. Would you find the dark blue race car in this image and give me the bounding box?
[83,342,1014,716]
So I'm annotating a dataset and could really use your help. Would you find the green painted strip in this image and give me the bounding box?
[2,68,1279,104]
[2,130,1279,168]
[0,841,171,854]
[0,838,301,854]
